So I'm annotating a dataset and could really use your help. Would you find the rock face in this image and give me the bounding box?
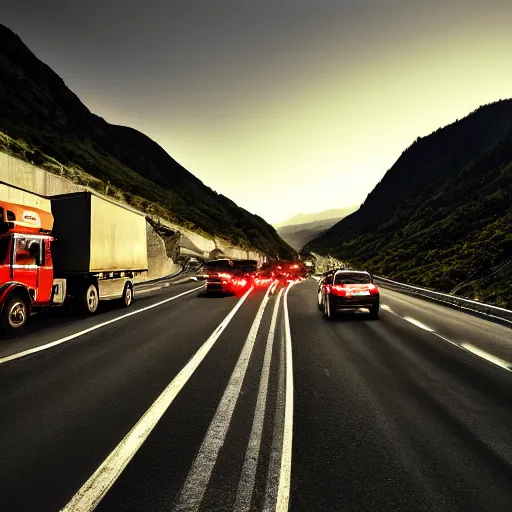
[146,223,181,280]
[0,23,294,260]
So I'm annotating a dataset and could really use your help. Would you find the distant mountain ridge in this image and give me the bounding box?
[277,216,349,251]
[274,206,358,228]
[306,99,512,307]
[0,24,294,259]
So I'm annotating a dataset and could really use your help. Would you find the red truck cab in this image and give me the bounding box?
[0,201,55,332]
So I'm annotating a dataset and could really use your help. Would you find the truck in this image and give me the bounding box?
[0,184,148,333]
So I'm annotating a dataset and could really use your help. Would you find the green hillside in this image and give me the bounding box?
[306,100,512,308]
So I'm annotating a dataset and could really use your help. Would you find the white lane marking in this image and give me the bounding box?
[276,283,294,512]
[0,284,205,366]
[60,287,252,512]
[403,316,434,332]
[380,304,392,311]
[385,308,512,374]
[174,286,272,512]
[460,343,512,371]
[263,303,286,512]
[235,288,284,512]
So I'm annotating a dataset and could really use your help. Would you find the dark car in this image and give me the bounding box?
[204,258,235,294]
[317,269,380,319]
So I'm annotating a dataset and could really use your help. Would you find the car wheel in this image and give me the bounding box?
[369,304,380,320]
[323,296,333,319]
[317,289,323,310]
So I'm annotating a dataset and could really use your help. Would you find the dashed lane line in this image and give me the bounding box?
[60,287,252,512]
[383,308,512,373]
[460,343,511,371]
[403,316,435,332]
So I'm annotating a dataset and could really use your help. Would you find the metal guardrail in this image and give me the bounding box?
[134,266,185,287]
[374,275,512,327]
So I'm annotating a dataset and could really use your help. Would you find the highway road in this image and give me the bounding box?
[0,278,511,511]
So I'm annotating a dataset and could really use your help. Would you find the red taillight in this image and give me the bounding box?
[368,283,379,295]
[330,284,347,296]
[218,272,232,279]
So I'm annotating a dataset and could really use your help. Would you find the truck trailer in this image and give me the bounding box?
[0,184,148,333]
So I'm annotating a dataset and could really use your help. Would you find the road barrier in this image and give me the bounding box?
[374,275,512,327]
[134,266,185,287]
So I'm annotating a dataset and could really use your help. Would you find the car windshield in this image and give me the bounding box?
[334,272,371,284]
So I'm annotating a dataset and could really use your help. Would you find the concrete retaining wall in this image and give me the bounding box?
[0,152,91,196]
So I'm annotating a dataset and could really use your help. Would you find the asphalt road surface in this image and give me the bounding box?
[0,278,511,512]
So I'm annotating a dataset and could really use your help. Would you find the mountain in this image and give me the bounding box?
[274,207,358,229]
[278,217,348,251]
[306,99,512,308]
[0,24,294,259]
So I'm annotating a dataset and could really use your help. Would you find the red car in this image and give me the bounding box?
[317,269,380,319]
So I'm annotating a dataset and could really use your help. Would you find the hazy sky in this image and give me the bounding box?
[3,1,512,223]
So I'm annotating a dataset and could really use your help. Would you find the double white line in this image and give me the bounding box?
[174,282,295,511]
[237,283,294,512]
[235,287,284,511]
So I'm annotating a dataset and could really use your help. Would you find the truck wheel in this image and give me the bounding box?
[1,293,29,334]
[121,282,133,308]
[82,283,99,314]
